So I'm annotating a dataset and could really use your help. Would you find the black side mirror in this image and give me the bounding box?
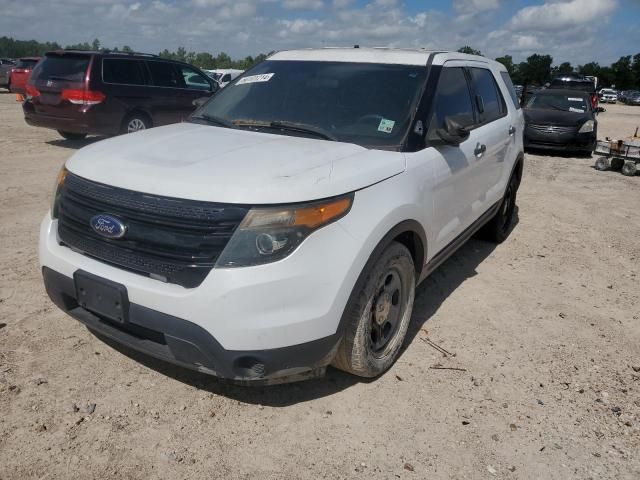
[435,118,470,145]
[192,97,209,108]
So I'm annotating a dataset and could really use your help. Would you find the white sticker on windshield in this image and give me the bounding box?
[236,73,275,85]
[378,118,396,134]
[568,97,583,102]
[569,107,585,113]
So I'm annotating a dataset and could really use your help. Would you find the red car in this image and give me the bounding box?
[10,57,40,95]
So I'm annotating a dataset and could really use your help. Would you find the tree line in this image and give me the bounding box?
[0,36,266,71]
[457,46,640,90]
[2,36,638,88]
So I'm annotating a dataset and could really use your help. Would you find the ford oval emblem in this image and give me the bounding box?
[90,214,127,239]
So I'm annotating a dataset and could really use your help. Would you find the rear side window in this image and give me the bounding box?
[102,59,147,85]
[176,65,211,90]
[428,67,475,134]
[147,61,183,88]
[469,68,506,124]
[499,71,521,110]
[32,55,90,82]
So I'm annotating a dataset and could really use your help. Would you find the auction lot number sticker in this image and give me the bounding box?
[236,73,275,85]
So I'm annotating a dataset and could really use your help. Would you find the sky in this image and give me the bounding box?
[1,0,639,65]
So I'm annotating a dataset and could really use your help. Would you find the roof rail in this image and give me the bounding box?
[59,48,158,58]
[101,50,159,58]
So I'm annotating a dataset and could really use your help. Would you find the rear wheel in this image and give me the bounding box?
[57,131,87,141]
[610,157,625,171]
[480,173,518,243]
[123,113,151,134]
[332,242,415,378]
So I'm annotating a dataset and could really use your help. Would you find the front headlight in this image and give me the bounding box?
[578,120,595,133]
[51,166,68,219]
[215,194,353,268]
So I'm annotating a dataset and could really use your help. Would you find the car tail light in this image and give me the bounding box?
[61,89,106,105]
[26,84,40,97]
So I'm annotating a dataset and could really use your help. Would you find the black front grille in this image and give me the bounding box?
[57,173,248,288]
[527,123,577,134]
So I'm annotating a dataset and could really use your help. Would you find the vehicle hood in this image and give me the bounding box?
[524,108,592,127]
[66,123,405,204]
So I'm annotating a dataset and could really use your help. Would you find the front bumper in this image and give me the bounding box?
[43,267,340,384]
[524,129,596,152]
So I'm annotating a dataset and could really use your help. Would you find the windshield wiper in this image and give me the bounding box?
[190,113,236,129]
[547,103,573,112]
[234,120,337,142]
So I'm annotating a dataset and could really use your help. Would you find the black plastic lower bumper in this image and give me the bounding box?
[524,131,596,152]
[42,267,340,385]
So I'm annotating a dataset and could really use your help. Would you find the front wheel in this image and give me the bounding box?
[621,161,637,177]
[332,242,415,378]
[57,131,87,141]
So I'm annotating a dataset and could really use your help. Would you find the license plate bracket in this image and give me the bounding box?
[74,270,130,324]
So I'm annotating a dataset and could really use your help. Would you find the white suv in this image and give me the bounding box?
[40,48,524,384]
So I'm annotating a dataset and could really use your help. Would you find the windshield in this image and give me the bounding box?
[526,93,589,113]
[194,60,428,149]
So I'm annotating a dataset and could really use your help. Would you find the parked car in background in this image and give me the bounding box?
[40,48,524,384]
[523,89,596,154]
[204,68,243,88]
[627,92,640,106]
[548,74,598,110]
[0,58,16,89]
[9,57,40,95]
[620,90,639,104]
[598,88,617,104]
[23,50,218,140]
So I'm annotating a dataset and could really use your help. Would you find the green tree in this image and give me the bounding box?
[457,46,482,56]
[91,38,100,51]
[495,55,515,76]
[520,54,553,85]
[611,55,634,89]
[121,45,134,53]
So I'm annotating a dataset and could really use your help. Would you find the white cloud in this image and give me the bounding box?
[509,0,617,31]
[282,0,324,10]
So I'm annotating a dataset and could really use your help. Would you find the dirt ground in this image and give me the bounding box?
[0,91,639,480]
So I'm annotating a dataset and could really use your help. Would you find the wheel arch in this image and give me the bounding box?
[121,108,153,132]
[512,151,524,188]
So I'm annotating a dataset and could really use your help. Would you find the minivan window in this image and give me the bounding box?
[31,54,90,82]
[147,61,182,88]
[196,60,428,149]
[428,67,475,136]
[469,67,505,124]
[499,71,521,110]
[103,59,147,85]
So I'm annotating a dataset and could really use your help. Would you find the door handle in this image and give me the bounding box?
[509,126,516,136]
[474,143,486,157]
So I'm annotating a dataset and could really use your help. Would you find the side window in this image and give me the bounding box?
[427,67,475,139]
[102,59,147,85]
[147,61,183,88]
[177,65,211,90]
[221,74,231,83]
[469,68,506,123]
[500,71,521,110]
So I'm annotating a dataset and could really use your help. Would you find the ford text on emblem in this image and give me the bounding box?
[46,80,53,87]
[90,214,127,239]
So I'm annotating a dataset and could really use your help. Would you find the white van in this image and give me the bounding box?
[204,68,244,88]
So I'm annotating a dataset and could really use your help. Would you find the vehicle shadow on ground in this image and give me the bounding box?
[95,209,518,407]
[46,136,108,150]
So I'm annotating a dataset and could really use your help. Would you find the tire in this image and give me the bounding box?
[621,161,637,177]
[479,173,518,243]
[594,157,610,171]
[332,242,415,378]
[57,131,87,141]
[610,157,625,171]
[122,113,151,134]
